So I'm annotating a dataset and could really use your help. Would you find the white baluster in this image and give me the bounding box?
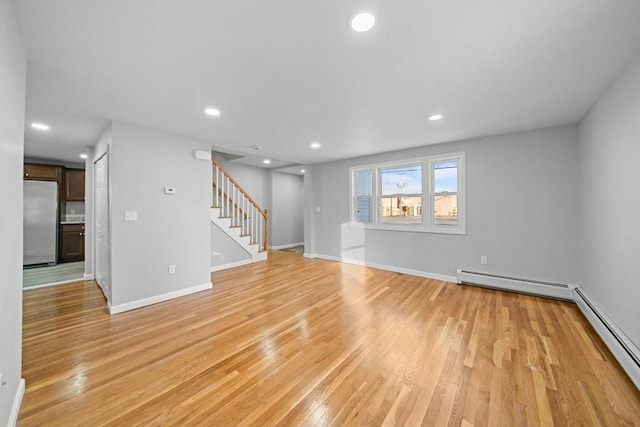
[259,212,262,250]
[252,206,256,244]
[242,194,245,235]
[224,176,228,216]
[250,205,254,243]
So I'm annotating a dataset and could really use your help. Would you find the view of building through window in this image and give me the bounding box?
[380,165,422,224]
[433,160,458,225]
[351,153,464,233]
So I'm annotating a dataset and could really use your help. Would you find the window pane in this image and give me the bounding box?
[380,196,422,224]
[355,170,372,197]
[434,194,458,226]
[434,161,457,193]
[355,197,371,224]
[381,165,422,196]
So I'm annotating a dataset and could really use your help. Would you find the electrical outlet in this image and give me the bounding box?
[168,265,176,274]
[481,256,488,265]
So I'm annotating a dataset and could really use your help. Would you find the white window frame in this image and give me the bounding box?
[349,152,465,234]
[352,168,374,225]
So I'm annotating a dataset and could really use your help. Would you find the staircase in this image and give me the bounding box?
[211,158,268,263]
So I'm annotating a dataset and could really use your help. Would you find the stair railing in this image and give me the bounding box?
[212,158,268,252]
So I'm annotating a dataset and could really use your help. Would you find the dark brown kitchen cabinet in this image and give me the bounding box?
[64,169,85,201]
[24,163,62,181]
[60,223,85,262]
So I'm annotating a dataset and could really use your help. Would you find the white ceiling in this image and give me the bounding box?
[13,0,640,166]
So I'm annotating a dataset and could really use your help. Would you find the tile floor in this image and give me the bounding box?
[23,261,85,288]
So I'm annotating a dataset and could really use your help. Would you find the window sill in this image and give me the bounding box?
[350,222,466,235]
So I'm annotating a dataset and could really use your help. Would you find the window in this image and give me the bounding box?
[432,159,459,227]
[353,169,373,224]
[350,152,465,234]
[379,164,422,225]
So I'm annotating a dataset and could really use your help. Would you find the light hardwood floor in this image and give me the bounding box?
[20,251,640,426]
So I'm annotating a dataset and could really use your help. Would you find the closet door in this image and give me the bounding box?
[94,152,110,301]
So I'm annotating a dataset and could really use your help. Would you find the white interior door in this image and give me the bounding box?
[94,152,110,300]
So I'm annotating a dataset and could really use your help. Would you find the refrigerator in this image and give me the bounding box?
[23,180,58,266]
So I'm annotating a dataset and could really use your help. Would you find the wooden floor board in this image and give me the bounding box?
[19,251,640,426]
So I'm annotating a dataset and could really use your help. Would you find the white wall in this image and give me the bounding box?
[270,172,304,247]
[303,166,315,254]
[210,224,251,268]
[578,54,640,349]
[94,122,112,160]
[212,154,269,207]
[0,2,26,424]
[308,125,580,284]
[107,121,212,309]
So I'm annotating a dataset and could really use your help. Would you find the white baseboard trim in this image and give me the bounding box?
[309,253,458,283]
[109,282,213,315]
[210,259,252,272]
[270,242,304,250]
[8,378,25,427]
[569,284,640,390]
[303,252,315,259]
[456,269,572,300]
[83,273,94,280]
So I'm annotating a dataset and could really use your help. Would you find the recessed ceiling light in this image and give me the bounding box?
[350,12,375,32]
[263,159,271,164]
[310,142,321,149]
[31,122,50,131]
[204,108,221,117]
[80,154,88,159]
[301,169,306,174]
[429,114,444,121]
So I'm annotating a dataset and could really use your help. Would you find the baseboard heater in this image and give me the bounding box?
[570,285,640,390]
[456,269,573,300]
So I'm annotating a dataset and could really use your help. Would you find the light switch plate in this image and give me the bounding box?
[125,211,138,221]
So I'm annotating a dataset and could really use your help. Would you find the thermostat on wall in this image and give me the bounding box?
[164,186,176,195]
